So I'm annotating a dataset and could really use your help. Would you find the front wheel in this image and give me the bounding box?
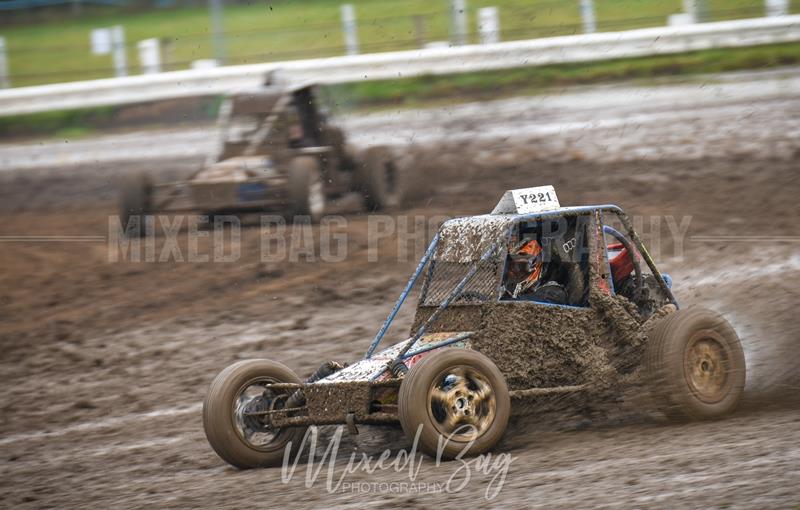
[398,349,510,460]
[288,156,325,223]
[118,174,153,237]
[645,307,746,421]
[203,359,307,468]
[354,146,401,211]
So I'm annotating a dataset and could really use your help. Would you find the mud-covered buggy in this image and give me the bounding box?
[120,81,401,234]
[203,186,746,468]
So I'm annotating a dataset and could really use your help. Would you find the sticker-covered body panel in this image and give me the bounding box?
[317,332,471,383]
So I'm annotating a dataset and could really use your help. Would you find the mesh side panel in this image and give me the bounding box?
[421,258,502,306]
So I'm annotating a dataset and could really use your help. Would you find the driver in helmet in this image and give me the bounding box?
[505,238,568,305]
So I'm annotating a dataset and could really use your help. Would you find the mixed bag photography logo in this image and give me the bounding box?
[280,424,515,500]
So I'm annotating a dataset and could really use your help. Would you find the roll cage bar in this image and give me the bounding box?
[363,205,678,367]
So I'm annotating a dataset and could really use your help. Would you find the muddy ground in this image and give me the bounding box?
[1,69,799,508]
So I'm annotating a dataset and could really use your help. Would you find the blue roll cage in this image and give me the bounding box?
[364,205,678,363]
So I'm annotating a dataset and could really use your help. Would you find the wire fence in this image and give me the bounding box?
[0,3,795,88]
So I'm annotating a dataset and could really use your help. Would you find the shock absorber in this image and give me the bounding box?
[284,360,346,408]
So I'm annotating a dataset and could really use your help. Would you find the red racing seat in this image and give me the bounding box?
[608,243,635,284]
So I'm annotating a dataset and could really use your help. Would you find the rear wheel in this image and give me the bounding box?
[398,349,510,460]
[645,307,746,421]
[354,146,401,211]
[119,174,153,237]
[203,359,307,468]
[288,156,325,222]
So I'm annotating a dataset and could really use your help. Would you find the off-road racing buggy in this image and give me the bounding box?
[120,80,400,233]
[203,186,746,468]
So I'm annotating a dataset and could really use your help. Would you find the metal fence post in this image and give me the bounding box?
[414,15,428,48]
[209,0,226,64]
[137,38,162,74]
[683,0,708,22]
[0,37,9,89]
[450,0,468,46]
[341,4,359,55]
[478,7,500,44]
[580,0,596,33]
[111,25,128,77]
[766,0,789,17]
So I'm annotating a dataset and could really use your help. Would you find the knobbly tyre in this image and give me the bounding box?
[203,186,746,468]
[119,77,401,235]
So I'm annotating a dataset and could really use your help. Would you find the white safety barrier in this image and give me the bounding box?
[0,15,798,116]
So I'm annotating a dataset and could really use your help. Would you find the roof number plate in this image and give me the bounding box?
[511,185,560,214]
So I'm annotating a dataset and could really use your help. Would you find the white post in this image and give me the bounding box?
[478,7,499,44]
[450,0,468,46]
[682,0,708,22]
[208,0,226,64]
[0,37,9,89]
[682,0,698,23]
[111,25,127,77]
[766,0,789,17]
[668,13,694,25]
[137,38,161,74]
[191,59,219,69]
[341,4,359,56]
[580,0,596,34]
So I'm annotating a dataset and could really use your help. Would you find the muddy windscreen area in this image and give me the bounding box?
[419,215,513,306]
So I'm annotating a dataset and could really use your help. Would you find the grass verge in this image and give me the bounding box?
[1,42,798,139]
[329,41,800,108]
[2,0,794,87]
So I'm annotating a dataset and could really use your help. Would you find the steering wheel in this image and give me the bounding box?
[603,225,643,300]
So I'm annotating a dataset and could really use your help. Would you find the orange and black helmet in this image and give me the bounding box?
[509,239,543,292]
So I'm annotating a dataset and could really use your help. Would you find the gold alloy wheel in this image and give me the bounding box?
[684,331,731,404]
[645,307,746,421]
[427,365,497,441]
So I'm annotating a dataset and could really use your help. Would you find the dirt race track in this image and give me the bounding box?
[0,68,799,508]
